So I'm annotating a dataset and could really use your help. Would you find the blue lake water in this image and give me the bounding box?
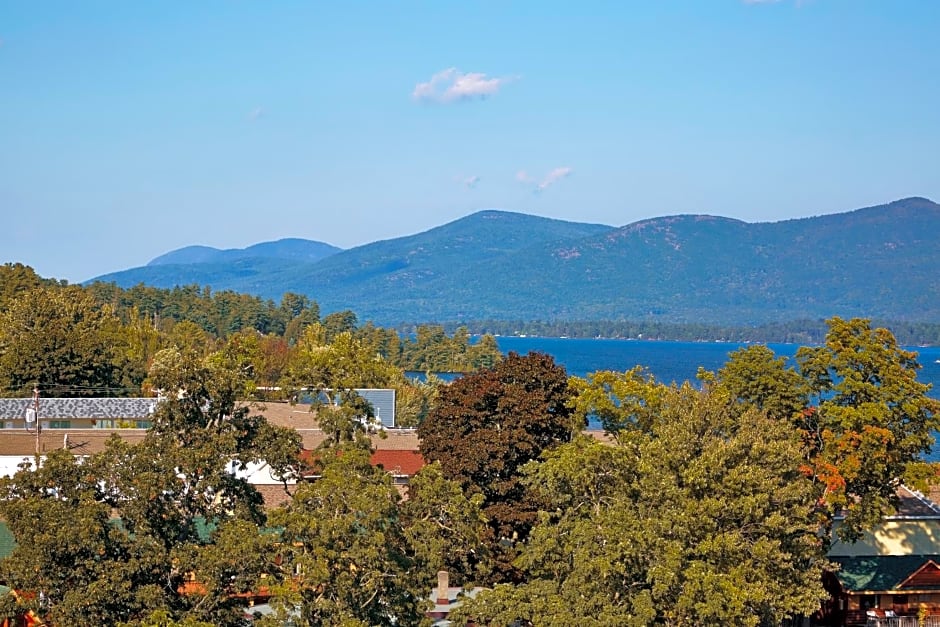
[493,336,940,392]
[492,336,940,461]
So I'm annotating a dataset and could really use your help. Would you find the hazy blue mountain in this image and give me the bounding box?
[89,198,940,325]
[96,238,343,294]
[148,245,224,266]
[148,238,342,266]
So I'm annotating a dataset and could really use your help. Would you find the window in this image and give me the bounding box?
[48,420,72,429]
[860,595,879,611]
[893,595,908,606]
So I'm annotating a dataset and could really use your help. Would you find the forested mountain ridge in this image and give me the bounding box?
[90,197,940,325]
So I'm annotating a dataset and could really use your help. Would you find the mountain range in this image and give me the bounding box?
[89,197,940,326]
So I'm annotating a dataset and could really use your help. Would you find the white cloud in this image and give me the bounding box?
[538,167,573,192]
[515,167,574,193]
[413,68,515,104]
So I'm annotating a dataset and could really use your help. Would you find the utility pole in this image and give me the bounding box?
[33,385,41,456]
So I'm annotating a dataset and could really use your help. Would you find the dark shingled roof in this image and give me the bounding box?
[832,556,940,592]
[894,486,940,517]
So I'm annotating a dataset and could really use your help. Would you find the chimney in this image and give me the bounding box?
[436,570,450,605]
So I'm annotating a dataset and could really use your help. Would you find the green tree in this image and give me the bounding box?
[709,319,940,542]
[280,292,319,346]
[165,320,215,356]
[266,448,429,626]
[116,305,165,393]
[394,376,440,428]
[284,324,402,442]
[0,262,61,312]
[710,344,807,422]
[795,317,940,540]
[457,385,829,626]
[285,325,400,394]
[0,285,127,396]
[400,462,490,586]
[321,309,358,342]
[209,329,265,398]
[355,322,402,364]
[568,366,663,445]
[466,332,502,370]
[418,351,575,583]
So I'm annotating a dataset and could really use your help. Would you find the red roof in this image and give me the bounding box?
[370,450,425,476]
[298,448,425,477]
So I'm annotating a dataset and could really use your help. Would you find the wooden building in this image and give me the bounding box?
[820,487,940,626]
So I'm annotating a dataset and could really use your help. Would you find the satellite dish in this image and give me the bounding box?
[25,407,36,424]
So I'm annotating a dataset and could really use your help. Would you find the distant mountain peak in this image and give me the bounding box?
[148,238,342,267]
[614,214,746,238]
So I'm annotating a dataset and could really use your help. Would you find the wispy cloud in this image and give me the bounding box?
[413,68,515,104]
[248,106,264,121]
[517,167,573,193]
[537,167,573,192]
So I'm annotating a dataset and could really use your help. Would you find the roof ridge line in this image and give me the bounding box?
[901,484,940,514]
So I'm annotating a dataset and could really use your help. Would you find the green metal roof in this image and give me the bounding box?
[0,521,15,560]
[831,555,940,592]
[0,516,220,563]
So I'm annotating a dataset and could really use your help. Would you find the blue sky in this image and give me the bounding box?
[2,1,938,282]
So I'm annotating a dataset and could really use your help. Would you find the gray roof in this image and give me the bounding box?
[298,389,397,428]
[0,397,159,420]
[357,389,396,428]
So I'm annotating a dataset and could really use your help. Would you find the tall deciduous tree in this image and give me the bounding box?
[284,324,402,442]
[796,317,940,540]
[265,448,429,626]
[0,263,61,312]
[457,385,829,626]
[568,366,664,445]
[400,462,490,586]
[710,343,808,422]
[418,351,575,583]
[285,325,400,394]
[710,318,940,542]
[0,285,127,396]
